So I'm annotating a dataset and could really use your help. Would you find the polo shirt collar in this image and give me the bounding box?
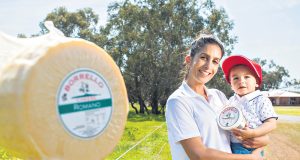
[181,81,212,98]
[234,90,262,102]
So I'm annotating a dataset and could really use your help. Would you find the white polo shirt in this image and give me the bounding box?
[166,81,231,160]
[229,90,278,143]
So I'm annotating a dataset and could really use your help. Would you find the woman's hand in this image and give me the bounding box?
[242,134,270,148]
[251,147,264,160]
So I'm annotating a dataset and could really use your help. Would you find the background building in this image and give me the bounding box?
[266,89,300,106]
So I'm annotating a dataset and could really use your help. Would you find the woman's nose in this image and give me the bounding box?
[204,60,213,69]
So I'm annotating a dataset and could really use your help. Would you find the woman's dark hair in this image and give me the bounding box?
[181,33,225,80]
[190,34,225,58]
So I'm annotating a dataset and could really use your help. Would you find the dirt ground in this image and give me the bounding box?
[267,128,300,160]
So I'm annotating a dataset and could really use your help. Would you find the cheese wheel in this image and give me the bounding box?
[0,21,128,160]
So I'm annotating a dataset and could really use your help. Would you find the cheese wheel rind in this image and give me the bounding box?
[0,24,128,160]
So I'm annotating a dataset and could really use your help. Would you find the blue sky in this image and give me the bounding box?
[0,0,299,81]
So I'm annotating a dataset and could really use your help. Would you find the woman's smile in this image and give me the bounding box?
[198,69,211,76]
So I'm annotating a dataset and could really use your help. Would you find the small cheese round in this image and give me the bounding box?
[217,105,246,130]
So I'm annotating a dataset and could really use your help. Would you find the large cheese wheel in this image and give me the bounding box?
[0,21,128,160]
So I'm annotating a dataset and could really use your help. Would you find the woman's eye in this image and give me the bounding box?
[200,56,207,60]
[213,60,219,64]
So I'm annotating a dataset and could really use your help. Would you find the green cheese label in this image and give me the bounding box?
[57,68,112,139]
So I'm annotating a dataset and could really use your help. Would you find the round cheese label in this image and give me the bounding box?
[57,68,112,139]
[218,107,240,128]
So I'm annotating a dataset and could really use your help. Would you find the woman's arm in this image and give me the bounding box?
[180,137,263,160]
[232,118,277,140]
[242,134,270,149]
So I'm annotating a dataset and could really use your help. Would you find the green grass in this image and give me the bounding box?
[275,122,300,144]
[0,110,171,160]
[274,106,300,116]
[267,122,300,159]
[0,148,22,160]
[105,111,170,160]
[1,106,300,160]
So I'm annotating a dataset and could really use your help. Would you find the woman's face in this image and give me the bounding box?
[186,44,222,85]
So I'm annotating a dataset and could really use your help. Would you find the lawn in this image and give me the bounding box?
[274,106,300,116]
[267,122,300,159]
[105,111,170,160]
[0,110,171,160]
[1,107,300,160]
[0,148,22,160]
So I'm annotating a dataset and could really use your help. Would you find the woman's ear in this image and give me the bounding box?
[185,55,191,64]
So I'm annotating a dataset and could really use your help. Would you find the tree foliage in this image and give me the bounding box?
[286,79,300,86]
[102,0,236,114]
[42,7,98,36]
[253,58,290,90]
[36,1,298,115]
[39,7,109,47]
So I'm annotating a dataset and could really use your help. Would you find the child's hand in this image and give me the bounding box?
[231,124,256,140]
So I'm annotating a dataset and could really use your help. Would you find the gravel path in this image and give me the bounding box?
[278,114,300,123]
[268,131,300,160]
[268,119,300,160]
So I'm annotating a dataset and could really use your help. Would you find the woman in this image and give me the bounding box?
[165,34,267,160]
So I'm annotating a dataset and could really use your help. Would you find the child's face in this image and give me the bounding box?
[229,65,259,96]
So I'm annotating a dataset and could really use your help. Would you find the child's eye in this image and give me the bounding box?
[245,75,251,79]
[232,77,238,80]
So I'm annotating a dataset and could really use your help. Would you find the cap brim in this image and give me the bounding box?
[222,55,260,84]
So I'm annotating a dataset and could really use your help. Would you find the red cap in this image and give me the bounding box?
[221,55,262,86]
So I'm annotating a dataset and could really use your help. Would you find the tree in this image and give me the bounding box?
[253,58,290,90]
[35,1,236,114]
[102,0,236,114]
[39,6,108,47]
[285,79,300,87]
